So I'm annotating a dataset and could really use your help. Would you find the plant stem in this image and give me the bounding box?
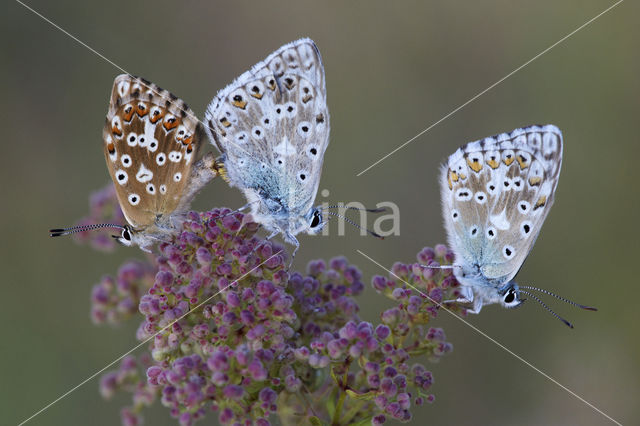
[332,389,347,426]
[340,400,367,425]
[331,364,350,425]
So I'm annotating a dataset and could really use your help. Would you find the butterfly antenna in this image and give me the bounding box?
[519,286,597,311]
[519,290,574,328]
[325,211,384,239]
[323,204,387,213]
[49,223,124,237]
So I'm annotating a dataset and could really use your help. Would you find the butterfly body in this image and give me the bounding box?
[440,125,563,313]
[102,74,220,250]
[205,38,329,252]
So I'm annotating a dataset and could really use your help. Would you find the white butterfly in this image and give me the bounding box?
[439,125,595,326]
[204,39,329,257]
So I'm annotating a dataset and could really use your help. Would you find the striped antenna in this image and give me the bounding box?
[49,223,124,237]
[324,211,383,239]
[519,285,597,311]
[519,290,574,328]
[323,204,387,213]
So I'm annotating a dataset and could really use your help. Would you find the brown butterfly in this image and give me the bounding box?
[51,74,222,251]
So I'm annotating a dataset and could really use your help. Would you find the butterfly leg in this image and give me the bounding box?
[285,232,300,269]
[444,286,475,309]
[139,244,153,254]
[465,300,484,314]
[249,229,280,257]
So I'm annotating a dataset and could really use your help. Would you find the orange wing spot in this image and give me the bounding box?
[123,105,135,122]
[450,170,459,183]
[163,118,178,131]
[220,117,232,128]
[107,142,115,154]
[486,157,500,169]
[458,173,467,180]
[534,195,547,210]
[186,144,193,154]
[447,172,453,190]
[112,124,122,136]
[251,92,263,100]
[136,103,148,117]
[150,109,165,124]
[231,99,247,109]
[266,79,277,91]
[503,154,514,166]
[516,154,529,170]
[466,157,483,173]
[182,136,193,146]
[528,176,542,186]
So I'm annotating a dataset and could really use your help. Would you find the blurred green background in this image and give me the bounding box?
[3,1,638,425]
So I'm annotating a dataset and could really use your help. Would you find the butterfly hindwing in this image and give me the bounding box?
[441,125,563,285]
[103,74,205,230]
[204,38,329,232]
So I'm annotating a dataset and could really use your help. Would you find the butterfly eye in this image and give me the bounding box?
[310,210,322,229]
[501,288,524,309]
[504,291,515,304]
[122,228,132,241]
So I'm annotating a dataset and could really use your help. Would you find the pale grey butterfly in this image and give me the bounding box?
[205,38,372,258]
[438,125,596,327]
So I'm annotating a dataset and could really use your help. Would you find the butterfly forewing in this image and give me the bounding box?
[205,38,329,225]
[103,75,205,230]
[441,125,563,284]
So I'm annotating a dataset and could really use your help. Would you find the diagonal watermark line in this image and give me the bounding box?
[14,0,290,186]
[15,0,126,73]
[356,0,624,176]
[18,251,282,426]
[356,249,622,425]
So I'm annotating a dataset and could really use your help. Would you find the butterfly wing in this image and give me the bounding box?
[103,75,206,230]
[441,125,563,285]
[204,38,329,232]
